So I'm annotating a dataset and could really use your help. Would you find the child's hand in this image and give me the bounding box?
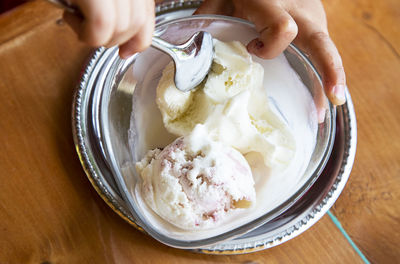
[196,0,346,106]
[63,0,155,58]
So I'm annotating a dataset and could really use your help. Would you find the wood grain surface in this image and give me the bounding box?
[0,0,398,263]
[325,0,400,263]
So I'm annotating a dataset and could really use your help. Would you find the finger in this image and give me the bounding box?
[194,0,233,15]
[104,0,136,48]
[118,8,155,58]
[295,30,346,106]
[70,0,116,46]
[243,5,298,59]
[118,22,153,58]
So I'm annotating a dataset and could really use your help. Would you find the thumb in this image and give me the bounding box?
[247,10,298,59]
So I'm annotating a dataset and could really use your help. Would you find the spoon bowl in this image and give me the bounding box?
[152,32,214,92]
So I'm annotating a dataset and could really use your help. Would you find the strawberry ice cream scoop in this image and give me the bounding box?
[136,125,256,230]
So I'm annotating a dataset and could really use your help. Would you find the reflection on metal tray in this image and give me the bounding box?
[72,0,356,254]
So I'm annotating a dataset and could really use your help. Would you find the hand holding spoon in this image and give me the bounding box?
[48,0,214,92]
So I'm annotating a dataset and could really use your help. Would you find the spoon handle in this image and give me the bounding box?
[47,0,83,17]
[151,37,179,60]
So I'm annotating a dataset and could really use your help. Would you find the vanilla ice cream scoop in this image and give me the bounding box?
[136,125,256,230]
[156,39,295,168]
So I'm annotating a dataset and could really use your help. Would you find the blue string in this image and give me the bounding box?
[327,210,370,264]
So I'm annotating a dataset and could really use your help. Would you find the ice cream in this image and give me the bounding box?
[156,39,295,168]
[136,125,256,230]
[133,39,312,233]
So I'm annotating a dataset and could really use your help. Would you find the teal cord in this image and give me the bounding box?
[327,210,370,264]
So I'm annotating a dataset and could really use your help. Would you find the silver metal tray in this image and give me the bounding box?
[72,0,357,254]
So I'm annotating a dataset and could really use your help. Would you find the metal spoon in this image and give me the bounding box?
[48,0,214,92]
[151,31,213,92]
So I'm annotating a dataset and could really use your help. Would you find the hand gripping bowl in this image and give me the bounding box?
[73,15,337,249]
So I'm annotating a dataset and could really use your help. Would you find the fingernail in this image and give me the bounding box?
[255,39,264,49]
[332,84,346,104]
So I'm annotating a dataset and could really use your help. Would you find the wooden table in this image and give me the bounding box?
[0,0,399,263]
